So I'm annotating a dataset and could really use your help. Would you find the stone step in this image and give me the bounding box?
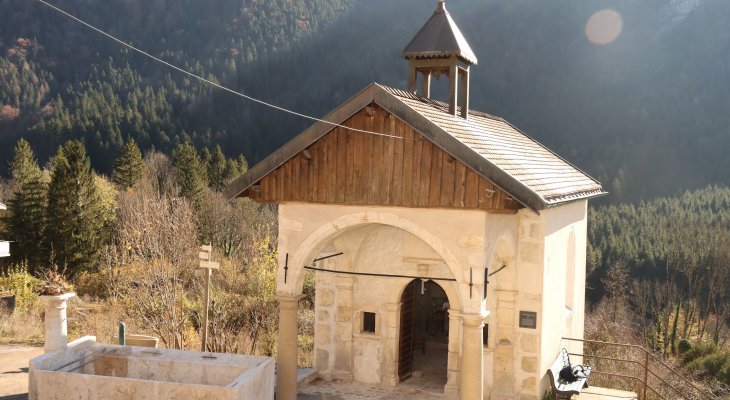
[574,386,638,400]
[297,368,319,386]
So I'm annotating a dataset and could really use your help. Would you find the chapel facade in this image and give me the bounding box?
[227,2,604,399]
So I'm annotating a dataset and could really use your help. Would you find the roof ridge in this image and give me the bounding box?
[375,83,504,121]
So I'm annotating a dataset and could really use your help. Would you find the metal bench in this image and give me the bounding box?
[547,348,592,400]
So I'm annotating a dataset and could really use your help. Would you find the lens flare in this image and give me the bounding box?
[585,9,623,45]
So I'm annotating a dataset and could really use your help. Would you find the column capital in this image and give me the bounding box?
[277,294,302,309]
[460,311,490,327]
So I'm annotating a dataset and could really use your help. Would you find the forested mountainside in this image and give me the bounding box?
[587,186,729,387]
[588,185,730,299]
[1,0,730,203]
[0,0,356,171]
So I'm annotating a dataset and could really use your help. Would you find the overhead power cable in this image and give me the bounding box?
[35,0,405,140]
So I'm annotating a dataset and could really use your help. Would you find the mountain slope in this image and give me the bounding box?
[2,0,730,203]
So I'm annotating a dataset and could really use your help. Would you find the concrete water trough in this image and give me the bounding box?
[29,337,275,400]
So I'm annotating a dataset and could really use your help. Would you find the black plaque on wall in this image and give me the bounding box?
[519,311,537,329]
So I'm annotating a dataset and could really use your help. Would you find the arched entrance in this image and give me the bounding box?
[276,210,468,399]
[398,278,450,391]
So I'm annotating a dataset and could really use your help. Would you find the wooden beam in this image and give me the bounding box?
[449,61,458,116]
[420,70,432,98]
[460,67,470,119]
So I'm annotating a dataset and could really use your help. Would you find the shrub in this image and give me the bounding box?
[720,358,730,385]
[677,338,692,355]
[683,341,719,365]
[702,352,730,377]
[72,270,110,299]
[0,262,42,313]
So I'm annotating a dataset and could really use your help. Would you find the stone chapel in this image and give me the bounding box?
[226,1,605,399]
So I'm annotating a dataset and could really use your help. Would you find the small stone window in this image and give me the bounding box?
[483,324,489,347]
[362,312,376,333]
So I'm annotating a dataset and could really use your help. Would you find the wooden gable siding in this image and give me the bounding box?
[245,105,521,213]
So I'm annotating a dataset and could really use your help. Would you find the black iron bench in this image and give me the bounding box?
[547,348,592,400]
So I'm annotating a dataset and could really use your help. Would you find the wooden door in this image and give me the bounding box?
[398,280,416,381]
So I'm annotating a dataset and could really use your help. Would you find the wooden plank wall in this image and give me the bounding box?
[247,105,521,213]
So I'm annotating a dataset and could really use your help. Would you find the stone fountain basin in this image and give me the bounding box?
[29,337,274,400]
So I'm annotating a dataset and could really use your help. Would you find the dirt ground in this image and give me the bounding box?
[0,345,43,400]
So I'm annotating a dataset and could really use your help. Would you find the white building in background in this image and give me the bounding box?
[0,203,8,258]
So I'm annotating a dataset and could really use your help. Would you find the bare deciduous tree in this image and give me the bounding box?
[109,186,199,349]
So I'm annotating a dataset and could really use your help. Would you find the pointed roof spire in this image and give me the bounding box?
[402,0,478,65]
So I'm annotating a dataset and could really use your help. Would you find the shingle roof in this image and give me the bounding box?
[402,1,478,65]
[378,85,605,206]
[225,83,605,211]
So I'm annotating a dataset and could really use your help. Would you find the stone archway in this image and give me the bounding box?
[275,212,468,400]
[282,211,467,302]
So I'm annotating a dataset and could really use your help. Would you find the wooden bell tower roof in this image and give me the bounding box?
[402,0,478,65]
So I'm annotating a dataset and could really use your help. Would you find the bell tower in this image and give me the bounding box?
[402,0,478,119]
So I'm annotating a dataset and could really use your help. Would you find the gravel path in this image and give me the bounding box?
[0,345,43,399]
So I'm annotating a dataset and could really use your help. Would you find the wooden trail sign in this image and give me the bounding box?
[199,244,219,351]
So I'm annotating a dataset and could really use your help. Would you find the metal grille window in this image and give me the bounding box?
[363,312,376,333]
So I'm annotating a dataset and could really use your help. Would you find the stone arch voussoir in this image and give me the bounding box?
[281,211,465,310]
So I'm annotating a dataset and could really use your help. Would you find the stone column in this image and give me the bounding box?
[444,310,461,395]
[277,294,301,400]
[382,302,400,386]
[333,276,354,380]
[40,293,75,353]
[460,313,485,400]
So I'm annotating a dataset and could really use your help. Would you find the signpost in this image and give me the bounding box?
[199,244,219,351]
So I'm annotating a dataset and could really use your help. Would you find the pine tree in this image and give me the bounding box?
[7,139,48,273]
[112,138,147,189]
[46,140,105,275]
[173,143,207,210]
[223,154,248,184]
[208,145,227,192]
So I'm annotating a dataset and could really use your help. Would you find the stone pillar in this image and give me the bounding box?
[460,313,484,400]
[333,276,354,380]
[493,290,517,399]
[382,302,400,386]
[444,310,462,395]
[277,294,301,400]
[41,293,75,353]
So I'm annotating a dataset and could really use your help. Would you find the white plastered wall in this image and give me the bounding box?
[537,200,589,398]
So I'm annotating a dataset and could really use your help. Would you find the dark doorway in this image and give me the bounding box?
[398,279,449,389]
[398,280,416,381]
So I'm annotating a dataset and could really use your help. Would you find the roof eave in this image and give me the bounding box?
[544,189,609,208]
[401,51,478,65]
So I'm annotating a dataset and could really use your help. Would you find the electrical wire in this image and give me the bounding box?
[34,0,406,140]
